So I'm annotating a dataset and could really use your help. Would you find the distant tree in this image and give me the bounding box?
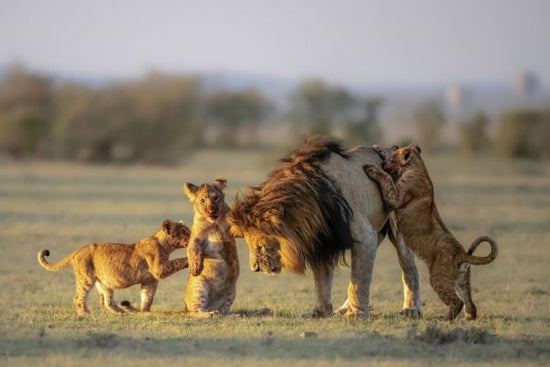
[459,111,490,154]
[0,64,54,157]
[345,98,383,146]
[126,71,201,163]
[414,100,445,152]
[203,88,271,147]
[53,82,93,159]
[53,71,201,164]
[289,79,354,137]
[496,109,550,160]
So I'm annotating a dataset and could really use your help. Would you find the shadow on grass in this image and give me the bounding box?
[2,331,549,362]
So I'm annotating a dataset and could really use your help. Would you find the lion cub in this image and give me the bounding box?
[364,144,498,320]
[183,177,239,316]
[37,219,190,315]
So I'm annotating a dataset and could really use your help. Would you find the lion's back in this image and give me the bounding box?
[89,243,150,288]
[322,146,387,232]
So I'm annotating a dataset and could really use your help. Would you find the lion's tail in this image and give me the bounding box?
[460,236,498,265]
[37,249,73,272]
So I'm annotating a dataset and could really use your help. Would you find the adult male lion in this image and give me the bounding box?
[228,136,421,318]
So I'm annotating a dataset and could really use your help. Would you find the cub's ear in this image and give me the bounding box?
[408,143,421,155]
[391,145,399,151]
[162,219,176,235]
[183,182,199,201]
[213,177,227,191]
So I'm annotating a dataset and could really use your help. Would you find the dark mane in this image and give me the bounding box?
[277,135,349,166]
[230,135,354,273]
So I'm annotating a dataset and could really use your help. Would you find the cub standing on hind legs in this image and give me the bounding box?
[37,219,190,315]
[183,177,239,317]
[364,144,498,320]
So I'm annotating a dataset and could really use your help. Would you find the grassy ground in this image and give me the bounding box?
[1,150,549,366]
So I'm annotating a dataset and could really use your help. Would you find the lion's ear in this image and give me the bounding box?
[391,145,399,151]
[162,219,176,235]
[183,182,199,201]
[408,143,421,155]
[213,177,227,191]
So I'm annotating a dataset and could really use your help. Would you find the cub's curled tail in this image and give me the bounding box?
[37,249,73,271]
[458,236,498,265]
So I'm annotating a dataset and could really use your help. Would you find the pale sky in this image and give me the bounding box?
[1,0,549,85]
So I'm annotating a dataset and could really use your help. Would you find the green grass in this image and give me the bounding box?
[1,150,549,366]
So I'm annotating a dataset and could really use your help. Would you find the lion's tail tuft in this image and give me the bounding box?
[37,249,73,272]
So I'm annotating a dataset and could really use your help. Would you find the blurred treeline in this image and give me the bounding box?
[0,64,548,164]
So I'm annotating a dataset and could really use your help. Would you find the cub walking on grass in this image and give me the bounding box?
[183,177,239,316]
[364,144,498,320]
[37,219,190,315]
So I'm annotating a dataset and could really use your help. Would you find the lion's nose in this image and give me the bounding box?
[251,264,261,272]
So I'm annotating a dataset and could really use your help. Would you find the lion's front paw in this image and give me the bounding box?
[189,256,204,276]
[309,304,333,318]
[363,164,380,179]
[333,306,371,320]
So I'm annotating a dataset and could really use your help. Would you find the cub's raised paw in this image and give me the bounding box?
[189,256,204,276]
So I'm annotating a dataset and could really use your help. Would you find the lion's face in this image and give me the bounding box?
[162,219,191,248]
[382,144,422,181]
[244,232,282,274]
[183,178,227,223]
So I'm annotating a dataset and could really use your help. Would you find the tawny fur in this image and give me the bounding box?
[37,219,190,316]
[228,136,422,319]
[364,144,498,320]
[183,178,239,316]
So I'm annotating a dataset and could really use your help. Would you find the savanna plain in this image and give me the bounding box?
[1,149,549,366]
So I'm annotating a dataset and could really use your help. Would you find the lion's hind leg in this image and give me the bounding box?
[218,287,237,316]
[95,282,124,315]
[455,264,477,320]
[184,277,217,317]
[73,264,94,316]
[429,267,464,320]
[387,220,422,317]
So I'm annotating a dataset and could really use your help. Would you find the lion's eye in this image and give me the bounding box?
[200,198,206,204]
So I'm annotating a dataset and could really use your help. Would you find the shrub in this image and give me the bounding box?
[414,100,445,152]
[496,109,550,160]
[459,111,490,154]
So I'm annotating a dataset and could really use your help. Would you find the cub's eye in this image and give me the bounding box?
[200,198,206,204]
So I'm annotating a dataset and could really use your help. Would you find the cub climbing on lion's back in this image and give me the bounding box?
[364,144,498,320]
